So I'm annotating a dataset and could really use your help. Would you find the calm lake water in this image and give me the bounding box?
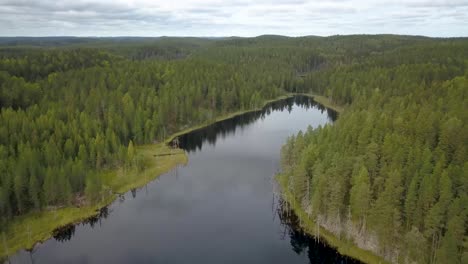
[9,96,360,264]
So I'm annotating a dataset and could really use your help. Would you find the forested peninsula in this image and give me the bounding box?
[0,36,467,263]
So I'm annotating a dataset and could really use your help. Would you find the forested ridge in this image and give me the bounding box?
[0,35,467,263]
[280,39,468,263]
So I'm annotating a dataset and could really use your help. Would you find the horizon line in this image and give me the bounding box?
[1,33,468,39]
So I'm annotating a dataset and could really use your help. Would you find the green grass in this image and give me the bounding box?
[1,195,115,259]
[1,143,187,259]
[276,174,388,264]
[102,144,187,194]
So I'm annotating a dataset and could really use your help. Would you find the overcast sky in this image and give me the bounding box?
[0,0,467,37]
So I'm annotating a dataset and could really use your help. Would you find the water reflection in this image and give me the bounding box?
[178,95,337,152]
[52,207,111,243]
[47,95,338,246]
[276,198,361,264]
[7,95,350,264]
[53,225,75,243]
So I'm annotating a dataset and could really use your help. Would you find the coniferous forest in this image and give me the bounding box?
[0,36,467,263]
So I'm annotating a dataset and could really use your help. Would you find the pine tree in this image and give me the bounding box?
[350,165,371,224]
[28,174,40,210]
[127,140,135,167]
[78,144,88,167]
[436,230,459,264]
[404,227,427,263]
[14,161,27,213]
[371,169,403,249]
[404,174,419,228]
[438,170,453,209]
[43,168,57,206]
[85,173,101,203]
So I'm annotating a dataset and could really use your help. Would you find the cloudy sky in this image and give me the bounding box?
[0,0,467,37]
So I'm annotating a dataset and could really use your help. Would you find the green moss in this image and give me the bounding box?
[277,174,388,264]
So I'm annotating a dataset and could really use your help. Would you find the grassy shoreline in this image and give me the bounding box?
[2,143,187,259]
[1,93,341,260]
[276,174,388,264]
[1,93,294,259]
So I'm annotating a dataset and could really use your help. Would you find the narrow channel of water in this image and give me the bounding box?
[9,96,359,264]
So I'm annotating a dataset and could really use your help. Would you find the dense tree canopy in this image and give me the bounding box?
[0,36,300,225]
[0,35,467,263]
[280,38,468,263]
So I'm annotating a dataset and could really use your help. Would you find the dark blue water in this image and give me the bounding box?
[9,96,359,264]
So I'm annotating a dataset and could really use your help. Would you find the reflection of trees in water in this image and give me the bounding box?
[37,96,340,255]
[276,198,361,264]
[52,207,110,243]
[53,224,75,242]
[0,256,9,264]
[179,95,338,152]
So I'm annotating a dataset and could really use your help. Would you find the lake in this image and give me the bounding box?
[9,96,359,264]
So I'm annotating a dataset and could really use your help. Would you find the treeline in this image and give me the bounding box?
[281,41,468,263]
[0,40,298,228]
[1,36,467,264]
[300,41,468,105]
[0,48,117,82]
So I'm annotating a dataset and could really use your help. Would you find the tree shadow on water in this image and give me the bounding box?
[52,206,111,243]
[276,198,361,264]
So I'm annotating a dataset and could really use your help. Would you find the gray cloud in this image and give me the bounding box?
[0,0,466,36]
[406,0,468,8]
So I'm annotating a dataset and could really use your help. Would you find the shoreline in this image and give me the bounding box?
[2,93,341,260]
[274,97,390,264]
[295,92,344,113]
[166,93,342,145]
[276,174,388,264]
[2,144,188,259]
[165,94,295,144]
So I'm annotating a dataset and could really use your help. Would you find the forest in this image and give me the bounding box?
[0,35,467,263]
[280,38,468,263]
